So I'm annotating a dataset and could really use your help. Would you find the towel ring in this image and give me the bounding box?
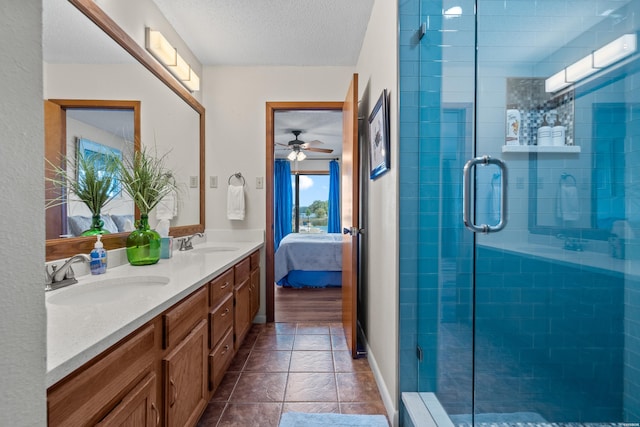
[560,173,576,186]
[228,172,245,186]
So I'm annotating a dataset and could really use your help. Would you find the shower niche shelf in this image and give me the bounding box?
[502,145,581,153]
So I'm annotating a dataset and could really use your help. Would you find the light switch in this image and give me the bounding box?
[210,176,218,188]
[256,177,264,189]
[189,176,198,188]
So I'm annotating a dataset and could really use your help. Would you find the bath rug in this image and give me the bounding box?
[279,412,389,427]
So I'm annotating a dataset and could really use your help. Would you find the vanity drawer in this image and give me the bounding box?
[209,328,234,391]
[209,268,234,306]
[250,250,260,270]
[234,257,251,285]
[209,293,233,348]
[163,287,207,349]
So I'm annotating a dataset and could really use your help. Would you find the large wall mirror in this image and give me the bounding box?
[44,0,205,261]
[528,60,639,242]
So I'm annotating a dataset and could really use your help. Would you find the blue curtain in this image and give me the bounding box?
[328,160,341,233]
[274,159,292,249]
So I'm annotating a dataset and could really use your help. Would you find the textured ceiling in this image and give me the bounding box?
[151,0,375,66]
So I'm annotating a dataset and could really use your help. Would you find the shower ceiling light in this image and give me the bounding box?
[145,28,200,92]
[545,33,637,93]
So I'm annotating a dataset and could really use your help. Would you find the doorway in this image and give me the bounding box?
[265,102,344,323]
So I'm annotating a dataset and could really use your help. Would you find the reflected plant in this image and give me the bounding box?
[46,151,121,217]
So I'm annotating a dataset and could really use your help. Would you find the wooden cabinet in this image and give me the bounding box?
[163,320,208,427]
[208,267,235,391]
[96,372,158,427]
[47,250,261,427]
[209,327,234,391]
[47,323,157,426]
[162,287,207,427]
[233,278,251,351]
[249,251,260,320]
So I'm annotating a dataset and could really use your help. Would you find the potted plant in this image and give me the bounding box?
[46,151,120,236]
[117,146,178,265]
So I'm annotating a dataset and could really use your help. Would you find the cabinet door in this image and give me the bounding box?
[163,319,208,427]
[234,278,251,351]
[48,324,156,427]
[250,266,260,319]
[96,372,158,427]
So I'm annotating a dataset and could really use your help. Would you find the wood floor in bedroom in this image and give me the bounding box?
[275,286,342,322]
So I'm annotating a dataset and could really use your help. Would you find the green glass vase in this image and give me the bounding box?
[81,214,111,236]
[126,215,161,265]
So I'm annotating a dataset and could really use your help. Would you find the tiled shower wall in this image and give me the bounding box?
[398,0,445,404]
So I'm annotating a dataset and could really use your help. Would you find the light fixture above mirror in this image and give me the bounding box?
[546,33,637,93]
[145,28,200,92]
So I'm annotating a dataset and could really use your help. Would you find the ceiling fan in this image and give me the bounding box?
[276,130,333,161]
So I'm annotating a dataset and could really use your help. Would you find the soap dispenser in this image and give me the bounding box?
[537,113,552,146]
[90,235,107,275]
[551,115,566,146]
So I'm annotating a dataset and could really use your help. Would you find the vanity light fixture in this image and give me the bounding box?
[145,28,200,92]
[546,33,637,93]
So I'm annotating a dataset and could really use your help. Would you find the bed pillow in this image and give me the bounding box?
[111,214,135,232]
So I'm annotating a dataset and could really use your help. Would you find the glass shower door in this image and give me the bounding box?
[472,0,640,423]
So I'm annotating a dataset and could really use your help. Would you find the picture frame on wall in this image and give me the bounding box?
[77,137,122,198]
[368,89,390,180]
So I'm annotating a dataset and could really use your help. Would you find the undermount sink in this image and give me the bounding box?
[47,275,170,306]
[191,246,239,254]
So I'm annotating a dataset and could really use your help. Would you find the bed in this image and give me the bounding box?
[274,233,343,288]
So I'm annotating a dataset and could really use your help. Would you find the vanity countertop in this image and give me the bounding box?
[477,240,638,279]
[46,239,263,388]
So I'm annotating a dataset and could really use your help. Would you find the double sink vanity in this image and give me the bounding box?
[46,237,263,426]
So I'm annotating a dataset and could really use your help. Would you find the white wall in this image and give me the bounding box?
[202,66,355,231]
[0,1,47,425]
[355,0,400,423]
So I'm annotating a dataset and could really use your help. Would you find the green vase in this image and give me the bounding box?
[126,215,161,265]
[81,214,111,236]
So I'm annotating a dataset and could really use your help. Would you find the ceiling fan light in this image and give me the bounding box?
[297,151,307,161]
[287,151,297,161]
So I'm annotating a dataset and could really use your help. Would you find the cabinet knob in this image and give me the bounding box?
[220,281,229,289]
[221,308,230,317]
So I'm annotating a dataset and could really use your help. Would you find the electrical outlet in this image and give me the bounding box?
[189,176,198,188]
[256,177,264,189]
[210,176,218,188]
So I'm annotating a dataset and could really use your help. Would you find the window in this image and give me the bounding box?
[291,173,329,233]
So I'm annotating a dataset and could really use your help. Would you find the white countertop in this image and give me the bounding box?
[477,240,637,278]
[46,239,263,388]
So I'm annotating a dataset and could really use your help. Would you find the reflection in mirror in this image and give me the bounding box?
[44,0,205,260]
[45,102,137,240]
[528,56,640,241]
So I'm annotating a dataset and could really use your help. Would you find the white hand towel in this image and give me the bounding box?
[558,184,579,221]
[227,184,245,220]
[156,191,177,221]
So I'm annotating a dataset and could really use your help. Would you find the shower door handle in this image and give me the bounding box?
[463,155,508,233]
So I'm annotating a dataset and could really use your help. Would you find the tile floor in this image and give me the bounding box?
[197,322,388,427]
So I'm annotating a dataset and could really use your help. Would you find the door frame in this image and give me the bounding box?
[265,101,344,322]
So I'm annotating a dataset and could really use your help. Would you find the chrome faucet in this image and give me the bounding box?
[556,234,584,251]
[45,253,91,291]
[178,233,205,251]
